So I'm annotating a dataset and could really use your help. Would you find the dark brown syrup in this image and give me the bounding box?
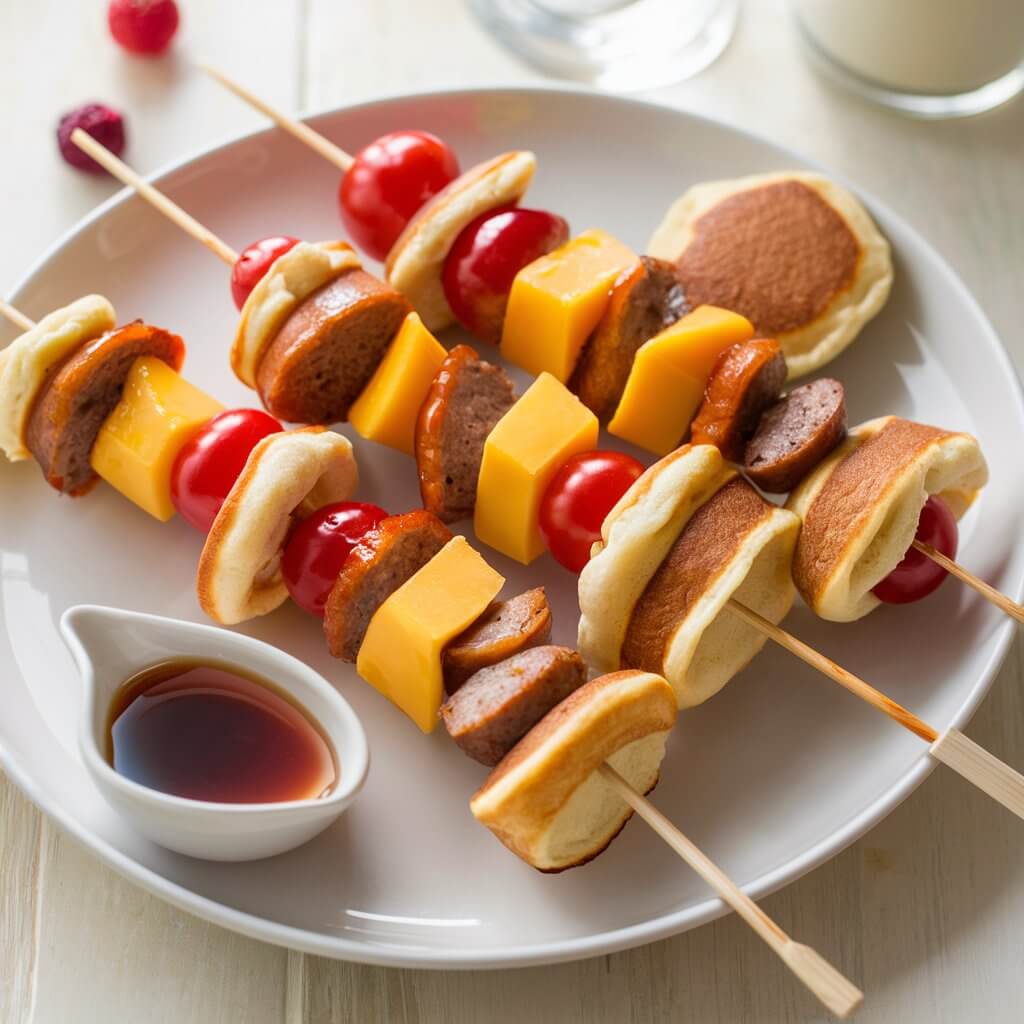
[106,660,337,804]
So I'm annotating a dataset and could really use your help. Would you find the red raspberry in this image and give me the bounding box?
[57,104,126,174]
[108,0,180,56]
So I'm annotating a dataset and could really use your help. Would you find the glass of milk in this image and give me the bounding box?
[468,0,738,91]
[792,0,1024,117]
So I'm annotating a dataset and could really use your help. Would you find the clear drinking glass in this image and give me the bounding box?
[469,0,738,92]
[792,0,1024,118]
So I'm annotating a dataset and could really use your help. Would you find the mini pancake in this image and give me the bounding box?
[578,444,736,674]
[231,240,362,389]
[385,151,537,332]
[620,477,799,708]
[0,295,116,462]
[787,416,988,622]
[648,172,893,378]
[196,427,358,625]
[470,670,676,872]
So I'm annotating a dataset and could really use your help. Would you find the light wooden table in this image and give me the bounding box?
[2,1,1022,1021]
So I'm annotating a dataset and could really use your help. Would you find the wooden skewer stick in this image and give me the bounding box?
[598,764,864,1019]
[199,64,355,173]
[913,539,1024,626]
[727,599,1024,818]
[0,299,35,332]
[70,130,239,267]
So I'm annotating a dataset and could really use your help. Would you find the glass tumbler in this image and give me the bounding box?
[793,0,1024,118]
[469,0,738,92]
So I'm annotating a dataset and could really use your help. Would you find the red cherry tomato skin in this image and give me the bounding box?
[339,131,460,261]
[230,236,300,310]
[442,206,570,344]
[873,496,959,604]
[282,502,389,616]
[171,409,284,533]
[539,451,646,573]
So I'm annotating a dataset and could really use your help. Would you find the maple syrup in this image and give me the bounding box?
[107,660,337,804]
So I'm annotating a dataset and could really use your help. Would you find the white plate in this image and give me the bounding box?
[2,87,1023,969]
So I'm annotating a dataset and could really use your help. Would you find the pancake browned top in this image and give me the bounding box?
[676,180,860,336]
[621,477,776,672]
[793,417,952,607]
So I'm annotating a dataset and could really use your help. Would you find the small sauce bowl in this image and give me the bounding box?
[60,604,369,862]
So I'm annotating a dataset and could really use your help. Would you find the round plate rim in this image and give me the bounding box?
[2,83,1022,969]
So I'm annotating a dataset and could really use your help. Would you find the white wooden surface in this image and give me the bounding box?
[2,1,1023,1021]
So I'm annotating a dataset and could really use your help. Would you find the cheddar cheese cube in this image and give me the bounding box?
[349,312,447,455]
[475,372,599,564]
[608,305,754,456]
[356,536,505,732]
[91,357,223,521]
[500,229,637,382]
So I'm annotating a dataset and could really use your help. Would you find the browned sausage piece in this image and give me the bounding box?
[25,321,184,496]
[440,646,587,766]
[442,587,552,694]
[570,256,687,421]
[415,344,516,523]
[256,269,411,425]
[689,338,787,461]
[324,509,452,661]
[744,378,847,493]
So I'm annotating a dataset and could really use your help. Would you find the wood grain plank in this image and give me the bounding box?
[0,779,43,1024]
[29,827,288,1024]
[303,0,542,109]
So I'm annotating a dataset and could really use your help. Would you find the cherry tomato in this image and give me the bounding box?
[442,206,570,344]
[230,236,300,310]
[339,131,459,261]
[872,495,958,604]
[539,451,646,573]
[282,502,388,616]
[171,409,284,533]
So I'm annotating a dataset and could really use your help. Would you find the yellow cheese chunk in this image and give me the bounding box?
[349,312,447,455]
[91,357,223,521]
[500,229,637,382]
[475,372,599,564]
[356,536,505,732]
[608,305,754,456]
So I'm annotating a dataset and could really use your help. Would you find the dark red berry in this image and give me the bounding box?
[57,104,126,174]
[108,0,180,56]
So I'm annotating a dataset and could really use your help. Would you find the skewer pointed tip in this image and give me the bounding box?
[781,943,864,1019]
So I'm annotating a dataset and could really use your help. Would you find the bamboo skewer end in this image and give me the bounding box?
[597,763,863,1016]
[0,299,35,332]
[780,942,864,1019]
[69,130,238,267]
[914,539,1024,625]
[198,64,355,173]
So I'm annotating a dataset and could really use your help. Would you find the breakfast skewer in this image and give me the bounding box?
[4,284,1014,826]
[66,127,1024,635]
[577,442,1024,819]
[0,299,858,1013]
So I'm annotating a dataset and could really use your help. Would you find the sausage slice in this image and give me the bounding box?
[324,509,452,661]
[570,256,687,421]
[415,344,516,523]
[25,320,184,495]
[440,646,587,766]
[744,378,847,493]
[690,338,786,461]
[442,586,552,694]
[256,269,411,425]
